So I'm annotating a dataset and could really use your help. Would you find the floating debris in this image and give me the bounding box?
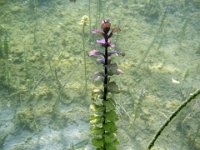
[171,78,180,84]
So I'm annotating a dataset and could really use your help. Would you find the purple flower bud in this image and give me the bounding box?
[101,19,111,34]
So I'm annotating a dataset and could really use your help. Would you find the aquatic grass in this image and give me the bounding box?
[23,43,30,85]
[0,38,3,59]
[89,20,124,150]
[33,0,39,50]
[0,36,11,89]
[95,0,104,28]
[136,7,168,69]
[177,16,190,52]
[191,123,200,149]
[47,54,63,101]
[0,1,199,149]
[80,15,90,94]
[95,0,100,28]
[148,89,200,150]
[88,0,92,35]
[134,88,146,121]
[143,0,161,21]
[4,37,10,85]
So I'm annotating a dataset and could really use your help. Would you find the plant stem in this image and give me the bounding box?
[147,89,200,150]
[4,37,10,87]
[102,36,109,150]
[137,8,167,69]
[103,39,108,101]
[82,25,87,93]
[88,0,91,34]
[95,0,101,28]
[33,0,38,44]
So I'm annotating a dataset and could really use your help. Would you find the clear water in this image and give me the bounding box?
[0,0,200,150]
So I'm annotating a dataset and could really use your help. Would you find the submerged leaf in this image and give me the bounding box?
[108,81,119,93]
[92,138,104,148]
[96,57,105,64]
[91,126,104,135]
[92,72,105,82]
[115,68,123,75]
[73,139,89,149]
[96,56,111,64]
[112,27,121,33]
[92,89,102,94]
[92,29,104,35]
[106,144,117,150]
[105,110,118,122]
[96,38,106,45]
[106,63,118,70]
[105,139,119,150]
[90,104,104,112]
[90,114,104,124]
[96,39,115,47]
[108,50,125,56]
[91,88,105,100]
[104,133,115,144]
[88,49,102,57]
[104,122,117,132]
[106,63,123,75]
[103,99,115,111]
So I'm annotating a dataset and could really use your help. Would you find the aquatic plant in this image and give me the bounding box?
[80,15,89,94]
[148,89,200,149]
[0,37,10,87]
[0,38,3,58]
[89,19,124,150]
[142,0,161,21]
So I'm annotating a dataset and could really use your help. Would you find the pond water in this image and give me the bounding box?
[0,0,200,150]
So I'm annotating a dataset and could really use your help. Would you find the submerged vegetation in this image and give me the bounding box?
[89,20,123,149]
[0,0,200,150]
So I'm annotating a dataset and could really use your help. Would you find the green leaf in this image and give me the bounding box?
[105,138,119,150]
[105,110,118,122]
[90,114,103,119]
[91,89,104,100]
[92,138,104,148]
[105,143,117,150]
[106,63,123,76]
[103,122,117,132]
[90,126,104,135]
[106,63,118,70]
[73,139,89,149]
[108,82,120,93]
[103,100,115,111]
[104,133,115,144]
[90,115,103,124]
[90,104,104,113]
[92,72,105,82]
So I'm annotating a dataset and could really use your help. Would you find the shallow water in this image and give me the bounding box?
[0,0,200,150]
